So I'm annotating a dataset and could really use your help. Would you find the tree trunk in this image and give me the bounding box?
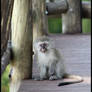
[11,0,33,79]
[32,0,48,41]
[62,0,82,34]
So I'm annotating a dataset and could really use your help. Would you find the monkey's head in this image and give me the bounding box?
[34,36,53,53]
[38,41,49,53]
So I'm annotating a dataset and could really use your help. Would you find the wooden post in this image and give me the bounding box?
[32,0,48,41]
[62,0,82,34]
[11,0,33,79]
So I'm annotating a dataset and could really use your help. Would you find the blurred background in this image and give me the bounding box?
[48,0,91,34]
[1,0,91,92]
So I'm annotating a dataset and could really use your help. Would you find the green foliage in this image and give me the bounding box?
[48,17,62,33]
[48,0,91,33]
[1,65,10,92]
[82,19,91,33]
[48,17,91,33]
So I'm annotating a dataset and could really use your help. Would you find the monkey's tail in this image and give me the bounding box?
[58,73,83,86]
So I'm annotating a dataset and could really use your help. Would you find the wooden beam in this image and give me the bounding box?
[46,0,68,15]
[46,1,91,18]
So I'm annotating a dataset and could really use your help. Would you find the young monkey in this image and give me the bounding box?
[33,36,83,86]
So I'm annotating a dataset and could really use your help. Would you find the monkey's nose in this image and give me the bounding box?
[41,49,46,52]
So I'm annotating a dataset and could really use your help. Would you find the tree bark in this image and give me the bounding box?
[11,0,33,79]
[32,0,48,41]
[61,0,82,33]
[1,0,14,57]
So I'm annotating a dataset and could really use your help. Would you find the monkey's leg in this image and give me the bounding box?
[49,63,58,80]
[34,65,47,80]
[56,62,66,79]
[39,65,48,80]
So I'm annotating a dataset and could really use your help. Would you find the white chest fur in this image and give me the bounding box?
[38,50,57,66]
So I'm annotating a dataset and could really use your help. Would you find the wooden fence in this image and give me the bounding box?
[46,0,91,33]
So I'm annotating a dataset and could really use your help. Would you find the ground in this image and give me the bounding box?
[19,34,91,92]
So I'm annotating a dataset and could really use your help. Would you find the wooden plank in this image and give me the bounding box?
[46,0,68,15]
[19,34,91,92]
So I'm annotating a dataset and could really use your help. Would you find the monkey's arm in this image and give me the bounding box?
[34,64,48,80]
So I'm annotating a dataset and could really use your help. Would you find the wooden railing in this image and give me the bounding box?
[46,0,91,33]
[46,1,91,18]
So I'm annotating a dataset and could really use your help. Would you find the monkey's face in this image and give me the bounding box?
[38,42,49,53]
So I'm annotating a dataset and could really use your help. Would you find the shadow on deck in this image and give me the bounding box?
[19,34,91,92]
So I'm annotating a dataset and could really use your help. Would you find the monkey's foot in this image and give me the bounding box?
[34,77,42,81]
[49,75,58,80]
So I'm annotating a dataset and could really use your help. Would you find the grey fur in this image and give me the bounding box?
[34,36,83,86]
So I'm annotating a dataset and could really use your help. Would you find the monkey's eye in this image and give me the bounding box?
[39,43,48,48]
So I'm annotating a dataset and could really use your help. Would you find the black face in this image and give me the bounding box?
[40,43,47,53]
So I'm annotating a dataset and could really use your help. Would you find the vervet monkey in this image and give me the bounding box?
[33,36,83,86]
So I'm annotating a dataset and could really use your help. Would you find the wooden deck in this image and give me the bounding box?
[19,34,91,92]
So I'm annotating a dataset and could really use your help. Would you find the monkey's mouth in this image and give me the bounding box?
[40,49,47,53]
